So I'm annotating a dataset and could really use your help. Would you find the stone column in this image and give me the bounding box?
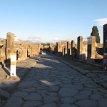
[77,36,83,58]
[87,37,91,59]
[67,41,70,55]
[63,41,67,55]
[56,42,58,53]
[71,40,75,56]
[6,32,15,60]
[62,47,65,56]
[57,42,62,55]
[91,36,96,59]
[10,53,16,76]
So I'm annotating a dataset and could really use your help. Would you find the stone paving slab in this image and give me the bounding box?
[55,54,107,89]
[3,54,107,107]
[0,58,37,106]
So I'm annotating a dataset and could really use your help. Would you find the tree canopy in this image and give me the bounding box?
[91,26,100,43]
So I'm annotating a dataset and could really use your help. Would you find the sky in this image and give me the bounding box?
[0,0,107,43]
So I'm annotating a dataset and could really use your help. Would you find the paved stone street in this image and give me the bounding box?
[3,54,107,107]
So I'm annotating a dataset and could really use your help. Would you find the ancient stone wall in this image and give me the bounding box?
[49,44,56,53]
[0,40,5,67]
[77,36,88,59]
[56,41,68,56]
[103,24,107,53]
[31,44,40,56]
[15,41,28,61]
[82,41,88,59]
[87,36,103,60]
[57,42,62,53]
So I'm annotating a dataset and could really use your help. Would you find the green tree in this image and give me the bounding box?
[91,26,100,43]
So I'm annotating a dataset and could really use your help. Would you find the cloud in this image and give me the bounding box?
[27,36,59,43]
[27,36,42,43]
[95,18,107,26]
